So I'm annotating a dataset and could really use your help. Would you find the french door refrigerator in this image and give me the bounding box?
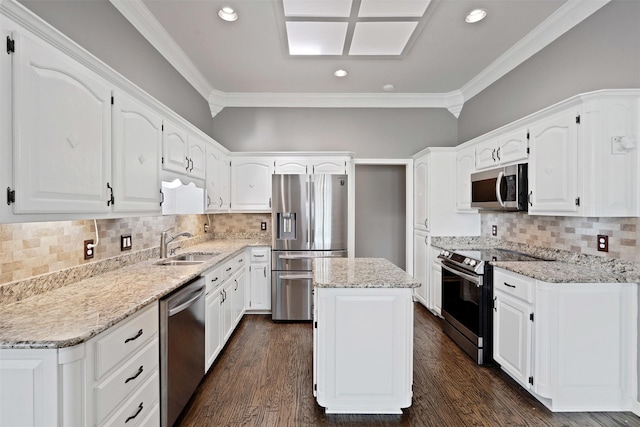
[271,174,348,321]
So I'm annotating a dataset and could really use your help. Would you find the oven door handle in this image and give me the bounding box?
[441,263,482,286]
[495,170,505,208]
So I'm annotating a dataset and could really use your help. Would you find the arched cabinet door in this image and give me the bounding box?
[12,30,112,213]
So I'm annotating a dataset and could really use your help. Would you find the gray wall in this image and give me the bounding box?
[19,0,214,138]
[354,165,406,269]
[212,108,458,158]
[457,0,640,143]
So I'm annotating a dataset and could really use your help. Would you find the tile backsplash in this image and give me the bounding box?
[481,213,639,263]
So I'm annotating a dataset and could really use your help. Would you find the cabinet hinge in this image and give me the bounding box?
[575,115,581,124]
[528,376,534,386]
[575,197,580,206]
[526,147,530,154]
[6,187,15,205]
[314,384,317,392]
[529,313,534,322]
[161,156,164,164]
[526,131,530,140]
[162,124,164,131]
[111,96,114,105]
[314,321,317,329]
[6,36,14,54]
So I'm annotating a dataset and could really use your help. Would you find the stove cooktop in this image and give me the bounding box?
[438,248,547,274]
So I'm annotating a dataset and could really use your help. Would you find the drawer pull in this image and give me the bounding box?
[211,276,219,282]
[238,258,244,262]
[125,402,143,423]
[254,254,265,258]
[124,329,143,344]
[124,365,144,384]
[504,282,516,288]
[226,267,232,272]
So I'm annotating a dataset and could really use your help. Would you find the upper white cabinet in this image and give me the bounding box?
[162,122,206,180]
[274,156,350,175]
[11,29,112,214]
[528,108,579,214]
[413,158,429,231]
[455,146,476,212]
[205,145,230,213]
[475,128,529,170]
[230,157,274,211]
[112,91,162,213]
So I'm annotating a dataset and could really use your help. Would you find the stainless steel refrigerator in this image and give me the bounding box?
[271,174,348,321]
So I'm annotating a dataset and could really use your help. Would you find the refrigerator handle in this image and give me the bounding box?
[308,176,314,247]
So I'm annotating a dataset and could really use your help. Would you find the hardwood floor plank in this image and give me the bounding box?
[177,304,640,427]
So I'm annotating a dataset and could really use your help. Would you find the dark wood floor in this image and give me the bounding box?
[177,304,640,426]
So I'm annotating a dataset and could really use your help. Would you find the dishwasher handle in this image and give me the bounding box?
[168,286,205,317]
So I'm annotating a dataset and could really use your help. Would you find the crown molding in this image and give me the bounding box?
[208,90,465,118]
[109,0,213,100]
[460,0,610,101]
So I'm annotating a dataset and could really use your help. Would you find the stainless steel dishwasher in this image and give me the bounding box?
[160,277,205,427]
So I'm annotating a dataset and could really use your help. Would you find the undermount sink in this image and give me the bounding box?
[156,252,219,266]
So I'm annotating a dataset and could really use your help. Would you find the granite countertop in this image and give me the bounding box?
[431,236,640,284]
[0,239,270,349]
[313,258,420,289]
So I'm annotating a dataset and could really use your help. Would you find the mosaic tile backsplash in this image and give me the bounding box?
[481,213,639,263]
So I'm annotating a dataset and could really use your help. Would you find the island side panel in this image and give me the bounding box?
[315,287,413,414]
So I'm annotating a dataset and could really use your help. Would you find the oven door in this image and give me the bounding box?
[440,262,483,347]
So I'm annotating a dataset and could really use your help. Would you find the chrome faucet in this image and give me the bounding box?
[160,229,193,258]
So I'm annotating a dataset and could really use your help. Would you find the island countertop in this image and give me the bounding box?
[313,257,420,288]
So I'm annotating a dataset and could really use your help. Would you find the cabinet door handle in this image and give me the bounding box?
[107,182,115,206]
[207,195,211,207]
[504,282,516,288]
[496,147,501,161]
[125,403,143,423]
[493,296,497,312]
[263,266,267,277]
[269,197,272,208]
[234,279,238,291]
[159,189,164,206]
[528,191,533,206]
[219,197,223,208]
[125,366,144,384]
[124,329,143,344]
[491,149,496,161]
[220,290,224,304]
[190,158,194,172]
[185,156,190,171]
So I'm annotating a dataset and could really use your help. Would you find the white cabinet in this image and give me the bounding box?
[314,287,413,414]
[455,146,476,212]
[162,121,206,180]
[492,268,636,412]
[412,230,428,307]
[430,247,442,317]
[230,157,274,211]
[413,158,429,231]
[528,108,579,214]
[493,269,534,388]
[248,247,271,312]
[0,303,159,427]
[475,128,529,170]
[11,29,112,214]
[205,266,223,372]
[232,269,246,326]
[274,156,350,175]
[112,91,162,213]
[205,146,231,213]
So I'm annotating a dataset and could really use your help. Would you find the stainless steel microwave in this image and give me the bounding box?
[470,163,528,211]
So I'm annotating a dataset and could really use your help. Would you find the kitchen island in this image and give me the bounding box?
[312,257,420,414]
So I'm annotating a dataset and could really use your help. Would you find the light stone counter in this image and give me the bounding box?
[313,257,419,288]
[431,236,640,284]
[0,239,269,349]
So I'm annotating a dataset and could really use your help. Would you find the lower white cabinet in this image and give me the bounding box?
[248,247,271,311]
[430,249,442,317]
[493,268,637,412]
[412,230,428,307]
[314,287,413,414]
[204,251,247,373]
[0,302,159,427]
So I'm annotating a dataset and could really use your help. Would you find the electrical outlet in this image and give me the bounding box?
[121,234,132,251]
[204,223,209,233]
[261,222,267,231]
[597,235,609,252]
[491,225,497,236]
[84,239,94,260]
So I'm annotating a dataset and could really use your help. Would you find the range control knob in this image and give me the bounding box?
[443,251,450,257]
[463,258,470,264]
[469,260,477,266]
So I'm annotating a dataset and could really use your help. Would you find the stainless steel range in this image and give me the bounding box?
[438,248,544,364]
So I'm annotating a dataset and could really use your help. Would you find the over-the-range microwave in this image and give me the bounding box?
[470,163,528,211]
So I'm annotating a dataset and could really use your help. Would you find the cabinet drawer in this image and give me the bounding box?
[205,266,223,294]
[95,337,159,424]
[233,253,246,270]
[493,268,534,303]
[101,371,159,427]
[94,304,158,379]
[250,248,270,263]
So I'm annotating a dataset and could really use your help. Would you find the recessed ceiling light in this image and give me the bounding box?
[383,84,395,92]
[218,6,238,22]
[465,8,487,23]
[334,69,348,77]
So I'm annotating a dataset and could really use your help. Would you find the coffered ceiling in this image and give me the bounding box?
[110,0,610,117]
